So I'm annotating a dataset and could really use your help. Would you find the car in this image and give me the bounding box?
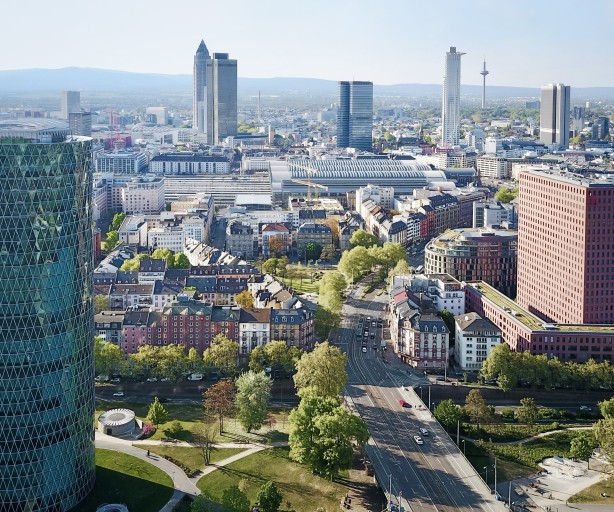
[110,377,120,383]
[146,377,158,382]
[371,321,376,327]
[366,316,371,321]
[160,377,170,382]
[399,399,411,408]
[419,428,429,436]
[413,435,424,445]
[112,392,124,397]
[370,333,375,339]
[362,347,367,353]
[580,406,592,411]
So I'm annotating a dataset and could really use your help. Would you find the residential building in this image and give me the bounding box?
[356,184,395,211]
[239,308,272,354]
[95,151,148,173]
[454,313,501,371]
[121,310,158,354]
[121,177,165,214]
[539,83,570,148]
[296,223,333,253]
[211,305,241,342]
[517,169,614,325]
[397,313,450,370]
[226,220,255,260]
[336,81,373,152]
[61,90,80,119]
[270,308,315,350]
[95,311,126,345]
[441,47,465,146]
[193,39,210,134]
[206,52,238,144]
[149,153,230,175]
[138,259,167,283]
[109,283,154,310]
[477,155,510,179]
[418,194,460,237]
[0,119,95,509]
[425,228,518,298]
[473,200,516,229]
[69,111,92,136]
[261,223,291,257]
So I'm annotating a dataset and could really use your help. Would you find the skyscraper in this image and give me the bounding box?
[206,53,238,144]
[336,81,373,152]
[193,39,210,134]
[441,47,465,146]
[516,168,614,325]
[60,91,80,119]
[0,119,95,511]
[539,83,570,148]
[573,106,585,134]
[69,111,92,136]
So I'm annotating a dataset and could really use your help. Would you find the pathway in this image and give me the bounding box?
[459,425,594,446]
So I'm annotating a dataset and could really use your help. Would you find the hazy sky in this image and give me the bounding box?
[2,0,611,87]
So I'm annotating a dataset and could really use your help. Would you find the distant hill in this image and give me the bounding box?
[1,67,613,100]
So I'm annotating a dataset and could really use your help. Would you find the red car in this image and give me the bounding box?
[399,399,411,408]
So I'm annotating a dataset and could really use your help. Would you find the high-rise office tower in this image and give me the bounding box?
[441,47,465,146]
[517,168,614,325]
[69,111,92,136]
[539,83,570,148]
[336,81,373,152]
[206,53,237,144]
[480,60,489,109]
[573,106,585,134]
[0,120,95,511]
[193,39,210,133]
[592,116,610,140]
[60,91,80,119]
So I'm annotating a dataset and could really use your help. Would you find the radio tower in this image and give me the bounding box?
[480,60,489,109]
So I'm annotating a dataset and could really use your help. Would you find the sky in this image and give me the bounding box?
[2,0,612,88]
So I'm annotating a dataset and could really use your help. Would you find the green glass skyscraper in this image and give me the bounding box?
[0,120,95,511]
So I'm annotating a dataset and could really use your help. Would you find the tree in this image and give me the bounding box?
[323,219,340,247]
[594,418,614,464]
[110,212,126,231]
[437,310,456,343]
[94,294,110,314]
[203,334,239,376]
[268,236,285,257]
[320,244,337,261]
[174,252,191,269]
[515,397,539,427]
[293,342,347,397]
[369,242,406,272]
[203,379,235,434]
[147,397,168,428]
[235,370,272,433]
[193,416,217,466]
[190,495,211,512]
[480,343,520,391]
[570,432,596,463]
[494,186,518,204]
[103,230,119,251]
[94,337,124,377]
[303,242,322,261]
[249,345,268,373]
[464,389,492,427]
[314,306,341,338]
[221,486,250,512]
[262,258,279,275]
[338,246,374,281]
[388,259,411,284]
[265,340,300,372]
[349,229,380,249]
[289,389,369,479]
[152,248,174,268]
[600,397,614,419]
[257,481,283,512]
[120,253,150,271]
[235,290,254,309]
[157,345,189,382]
[188,347,206,374]
[435,399,463,431]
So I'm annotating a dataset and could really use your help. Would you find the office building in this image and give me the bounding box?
[146,106,169,126]
[206,53,238,144]
[336,81,373,152]
[69,111,92,136]
[149,152,230,175]
[121,177,165,215]
[592,116,610,140]
[61,90,80,119]
[441,47,465,146]
[539,84,570,148]
[0,120,95,510]
[193,39,210,133]
[573,106,585,134]
[516,169,614,325]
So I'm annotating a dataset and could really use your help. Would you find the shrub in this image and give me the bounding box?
[539,408,557,419]
[167,420,183,437]
[500,408,515,420]
[141,422,156,438]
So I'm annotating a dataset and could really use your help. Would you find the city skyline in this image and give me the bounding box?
[1,0,613,88]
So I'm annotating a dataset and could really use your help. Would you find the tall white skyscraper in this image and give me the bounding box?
[441,47,465,146]
[539,83,571,148]
[193,39,210,134]
[61,91,80,119]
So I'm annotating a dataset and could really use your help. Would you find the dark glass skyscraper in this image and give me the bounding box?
[336,81,373,152]
[206,52,238,144]
[193,39,210,134]
[0,120,95,511]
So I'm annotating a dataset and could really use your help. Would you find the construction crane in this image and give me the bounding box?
[289,160,321,201]
[290,179,328,203]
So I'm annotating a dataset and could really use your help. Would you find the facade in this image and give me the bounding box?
[473,200,516,229]
[69,111,92,136]
[150,153,230,175]
[206,53,238,144]
[95,311,125,345]
[95,151,147,173]
[336,81,373,152]
[441,47,465,146]
[454,312,501,371]
[146,106,169,126]
[61,90,80,119]
[239,308,271,355]
[121,177,165,214]
[270,308,315,350]
[516,169,614,325]
[193,39,210,133]
[573,106,585,134]
[296,223,333,253]
[226,220,255,259]
[261,223,291,257]
[398,314,450,370]
[0,119,95,510]
[539,83,570,148]
[592,116,610,140]
[477,155,510,179]
[425,228,518,298]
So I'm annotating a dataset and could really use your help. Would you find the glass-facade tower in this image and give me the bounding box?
[193,39,210,134]
[441,47,465,147]
[206,53,238,144]
[336,81,373,152]
[0,120,95,511]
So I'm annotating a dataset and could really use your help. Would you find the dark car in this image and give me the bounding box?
[399,399,411,408]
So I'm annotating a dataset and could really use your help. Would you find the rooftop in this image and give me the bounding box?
[521,168,614,188]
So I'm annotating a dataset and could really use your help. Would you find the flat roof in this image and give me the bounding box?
[521,168,614,188]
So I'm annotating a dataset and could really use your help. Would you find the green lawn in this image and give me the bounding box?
[570,476,614,504]
[139,445,246,473]
[464,441,534,482]
[79,449,173,512]
[198,447,350,511]
[462,422,568,443]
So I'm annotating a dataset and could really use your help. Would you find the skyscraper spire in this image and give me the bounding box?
[193,39,211,133]
[480,60,489,109]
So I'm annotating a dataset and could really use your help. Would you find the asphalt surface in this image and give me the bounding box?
[336,282,506,512]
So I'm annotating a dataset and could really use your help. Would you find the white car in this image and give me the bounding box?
[112,392,124,397]
[146,377,158,382]
[362,347,367,353]
[419,428,429,436]
[413,435,424,445]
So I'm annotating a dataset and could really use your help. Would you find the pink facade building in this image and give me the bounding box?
[517,169,614,325]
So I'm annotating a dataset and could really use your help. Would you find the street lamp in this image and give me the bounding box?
[493,458,497,497]
[461,439,466,456]
[482,466,488,489]
[417,386,423,401]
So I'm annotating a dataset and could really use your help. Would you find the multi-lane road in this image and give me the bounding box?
[331,283,506,512]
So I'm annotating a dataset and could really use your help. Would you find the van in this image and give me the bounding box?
[188,373,203,381]
[415,265,424,273]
